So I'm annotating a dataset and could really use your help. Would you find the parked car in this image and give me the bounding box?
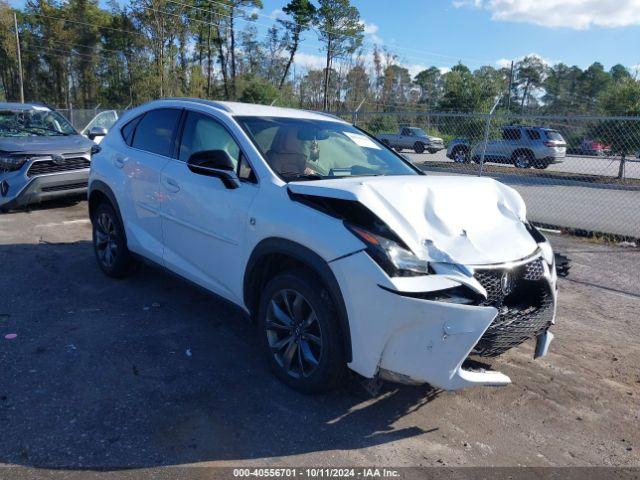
[81,110,119,144]
[447,126,566,169]
[378,127,445,154]
[578,139,611,156]
[0,102,103,211]
[89,99,557,393]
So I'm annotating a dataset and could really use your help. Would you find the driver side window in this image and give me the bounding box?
[178,111,254,181]
[179,112,240,164]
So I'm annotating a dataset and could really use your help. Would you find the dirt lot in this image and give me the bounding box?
[0,199,639,470]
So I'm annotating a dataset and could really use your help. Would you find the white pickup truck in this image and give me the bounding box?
[378,127,445,154]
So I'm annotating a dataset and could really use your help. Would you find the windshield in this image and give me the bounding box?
[0,108,77,137]
[237,116,419,181]
[409,127,427,136]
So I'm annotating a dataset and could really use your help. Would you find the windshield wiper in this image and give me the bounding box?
[285,173,325,181]
[25,126,72,136]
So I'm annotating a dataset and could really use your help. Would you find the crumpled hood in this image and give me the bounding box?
[0,134,94,155]
[288,175,538,265]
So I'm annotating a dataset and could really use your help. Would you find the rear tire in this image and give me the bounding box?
[92,202,137,278]
[413,142,425,154]
[258,269,346,393]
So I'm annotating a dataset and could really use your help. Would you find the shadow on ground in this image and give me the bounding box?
[0,241,439,469]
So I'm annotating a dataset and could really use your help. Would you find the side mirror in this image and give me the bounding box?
[88,126,108,140]
[187,150,240,189]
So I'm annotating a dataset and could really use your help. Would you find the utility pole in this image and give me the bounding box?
[506,60,514,113]
[13,12,24,103]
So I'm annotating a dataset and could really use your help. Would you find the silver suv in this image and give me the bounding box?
[0,102,99,210]
[447,126,567,169]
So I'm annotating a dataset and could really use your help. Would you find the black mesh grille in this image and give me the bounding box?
[27,157,90,177]
[472,257,554,357]
[41,181,88,192]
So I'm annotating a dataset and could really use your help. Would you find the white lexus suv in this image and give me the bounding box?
[88,99,558,393]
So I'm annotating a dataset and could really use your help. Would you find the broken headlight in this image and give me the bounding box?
[346,224,432,277]
[0,153,28,173]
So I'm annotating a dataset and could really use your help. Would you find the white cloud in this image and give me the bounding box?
[453,0,640,29]
[269,8,286,21]
[361,20,384,44]
[495,53,555,69]
[293,52,327,70]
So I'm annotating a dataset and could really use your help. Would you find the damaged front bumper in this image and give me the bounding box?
[330,249,556,391]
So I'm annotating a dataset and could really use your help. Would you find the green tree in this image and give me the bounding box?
[238,75,280,104]
[277,0,316,90]
[344,63,369,110]
[514,55,546,112]
[315,0,363,111]
[414,67,442,109]
[610,64,631,83]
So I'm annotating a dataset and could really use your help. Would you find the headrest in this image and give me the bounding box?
[273,128,302,154]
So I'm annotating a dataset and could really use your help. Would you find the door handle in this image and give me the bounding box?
[163,176,181,193]
[114,155,127,168]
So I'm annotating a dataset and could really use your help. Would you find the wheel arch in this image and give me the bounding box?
[451,144,469,153]
[88,180,126,241]
[244,237,352,362]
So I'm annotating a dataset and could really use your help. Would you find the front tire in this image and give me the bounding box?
[452,147,470,163]
[413,142,425,154]
[92,202,137,278]
[258,269,346,393]
[513,151,533,168]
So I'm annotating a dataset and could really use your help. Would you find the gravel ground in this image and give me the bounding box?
[0,199,638,470]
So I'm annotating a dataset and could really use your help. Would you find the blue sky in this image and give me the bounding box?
[13,0,640,75]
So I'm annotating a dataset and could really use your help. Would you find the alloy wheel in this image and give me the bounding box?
[266,289,323,379]
[454,150,468,163]
[515,154,530,168]
[95,212,118,268]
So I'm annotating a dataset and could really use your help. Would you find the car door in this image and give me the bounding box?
[400,128,412,148]
[501,127,522,161]
[160,110,259,303]
[119,107,182,264]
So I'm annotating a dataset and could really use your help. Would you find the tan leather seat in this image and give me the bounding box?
[266,128,307,176]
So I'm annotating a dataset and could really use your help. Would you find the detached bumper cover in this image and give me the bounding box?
[331,250,556,390]
[331,252,512,390]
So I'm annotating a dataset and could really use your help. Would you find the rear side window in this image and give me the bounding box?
[526,129,541,140]
[131,108,182,157]
[121,115,143,146]
[545,130,564,141]
[503,128,521,141]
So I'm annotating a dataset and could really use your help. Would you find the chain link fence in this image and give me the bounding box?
[57,108,124,135]
[343,110,640,240]
[55,106,640,240]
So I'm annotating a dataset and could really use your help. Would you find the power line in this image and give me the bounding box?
[30,12,147,37]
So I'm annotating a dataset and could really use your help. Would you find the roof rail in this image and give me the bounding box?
[162,97,232,112]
